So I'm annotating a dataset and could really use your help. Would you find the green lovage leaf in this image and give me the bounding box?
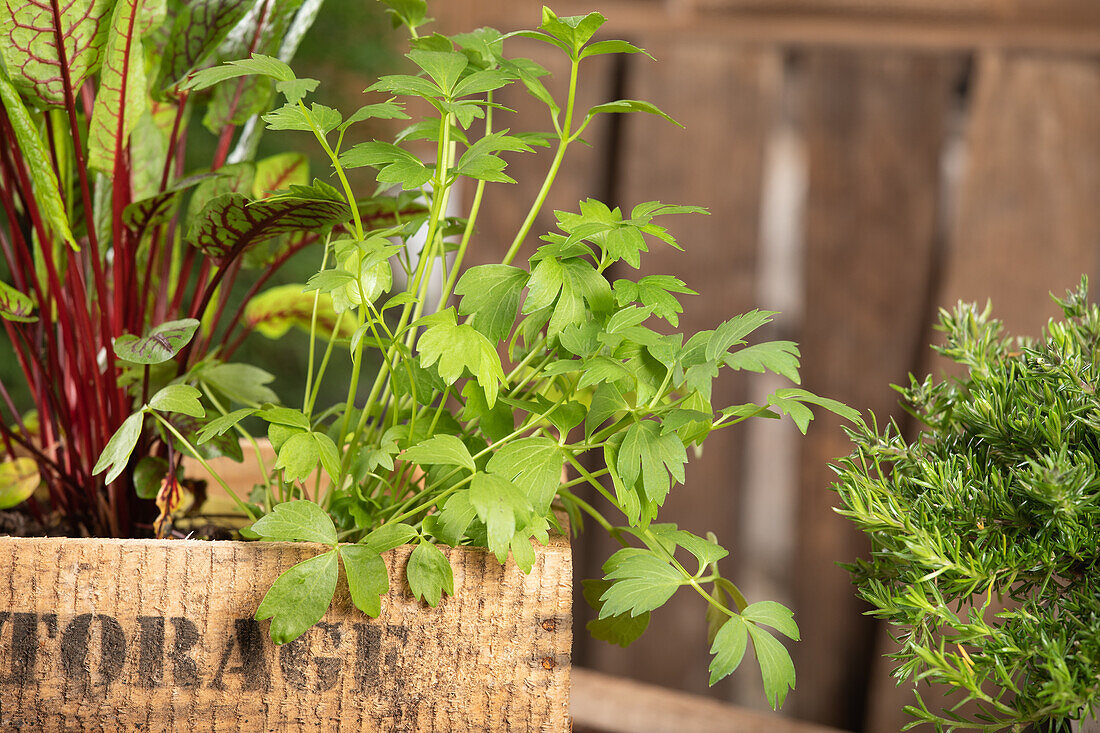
[642,525,728,571]
[523,256,613,338]
[582,579,650,648]
[485,437,562,515]
[339,141,433,189]
[455,264,528,342]
[584,99,681,129]
[0,61,76,248]
[451,69,513,99]
[406,49,467,96]
[188,186,350,262]
[401,434,475,472]
[245,284,351,340]
[148,384,205,418]
[253,153,309,199]
[0,280,37,322]
[598,548,684,618]
[469,472,533,563]
[256,550,339,644]
[460,381,513,444]
[708,615,748,685]
[275,432,321,484]
[361,523,418,554]
[431,491,477,546]
[742,601,800,641]
[250,499,337,545]
[767,388,862,434]
[707,310,777,363]
[580,39,652,61]
[535,8,606,57]
[0,0,111,106]
[0,457,39,510]
[196,408,256,445]
[617,420,687,506]
[339,545,389,617]
[262,102,342,133]
[416,308,505,407]
[725,341,802,384]
[258,406,311,430]
[576,355,633,390]
[406,541,453,607]
[87,0,160,173]
[584,381,629,439]
[199,363,278,406]
[155,0,255,94]
[379,0,428,31]
[93,412,144,484]
[113,319,200,364]
[339,99,409,132]
[613,276,696,327]
[182,52,296,91]
[747,623,796,710]
[453,131,534,184]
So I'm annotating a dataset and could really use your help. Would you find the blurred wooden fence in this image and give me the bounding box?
[435,2,1100,730]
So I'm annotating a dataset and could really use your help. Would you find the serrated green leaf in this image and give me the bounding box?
[93,412,144,484]
[707,311,777,362]
[113,319,199,365]
[340,545,388,617]
[149,384,205,418]
[263,102,340,133]
[486,437,562,515]
[182,52,295,91]
[362,523,418,553]
[256,550,338,644]
[195,408,256,444]
[406,49,467,95]
[455,264,528,343]
[340,99,409,131]
[417,308,505,407]
[747,623,796,710]
[250,499,336,544]
[258,406,311,430]
[725,341,802,384]
[585,99,681,127]
[617,420,687,506]
[339,140,432,189]
[580,39,652,60]
[276,432,320,483]
[742,601,799,641]
[582,579,650,647]
[599,548,684,618]
[585,382,629,439]
[577,355,634,390]
[407,541,453,606]
[708,615,748,685]
[433,491,476,546]
[0,457,39,510]
[470,472,533,563]
[402,434,475,472]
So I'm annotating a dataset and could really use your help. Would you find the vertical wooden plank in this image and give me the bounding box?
[936,52,1100,338]
[580,37,780,696]
[794,50,952,730]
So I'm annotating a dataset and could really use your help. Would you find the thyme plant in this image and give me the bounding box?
[95,1,859,702]
[834,279,1100,731]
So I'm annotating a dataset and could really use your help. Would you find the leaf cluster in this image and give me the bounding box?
[833,278,1100,731]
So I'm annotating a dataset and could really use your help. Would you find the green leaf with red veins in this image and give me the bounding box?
[87,0,162,173]
[155,0,255,94]
[0,0,112,107]
[187,189,349,262]
[113,318,200,364]
[0,280,37,323]
[253,153,309,199]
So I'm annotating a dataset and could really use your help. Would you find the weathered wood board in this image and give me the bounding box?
[0,536,571,732]
[793,48,953,730]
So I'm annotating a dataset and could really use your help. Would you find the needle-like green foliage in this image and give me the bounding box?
[834,278,1100,731]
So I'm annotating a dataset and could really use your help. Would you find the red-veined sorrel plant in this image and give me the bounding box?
[0,0,393,536]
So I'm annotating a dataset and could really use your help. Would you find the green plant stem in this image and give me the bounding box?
[502,57,579,266]
[152,412,256,521]
[303,236,332,416]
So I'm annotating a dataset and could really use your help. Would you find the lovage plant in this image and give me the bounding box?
[0,0,367,536]
[834,280,1100,730]
[151,0,861,706]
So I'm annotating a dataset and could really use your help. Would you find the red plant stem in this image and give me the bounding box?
[168,242,197,317]
[212,0,273,170]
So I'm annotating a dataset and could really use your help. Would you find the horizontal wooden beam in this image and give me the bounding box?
[570,667,846,733]
[469,0,1100,55]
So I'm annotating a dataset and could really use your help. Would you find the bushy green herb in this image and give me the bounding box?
[834,279,1100,731]
[96,1,858,703]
